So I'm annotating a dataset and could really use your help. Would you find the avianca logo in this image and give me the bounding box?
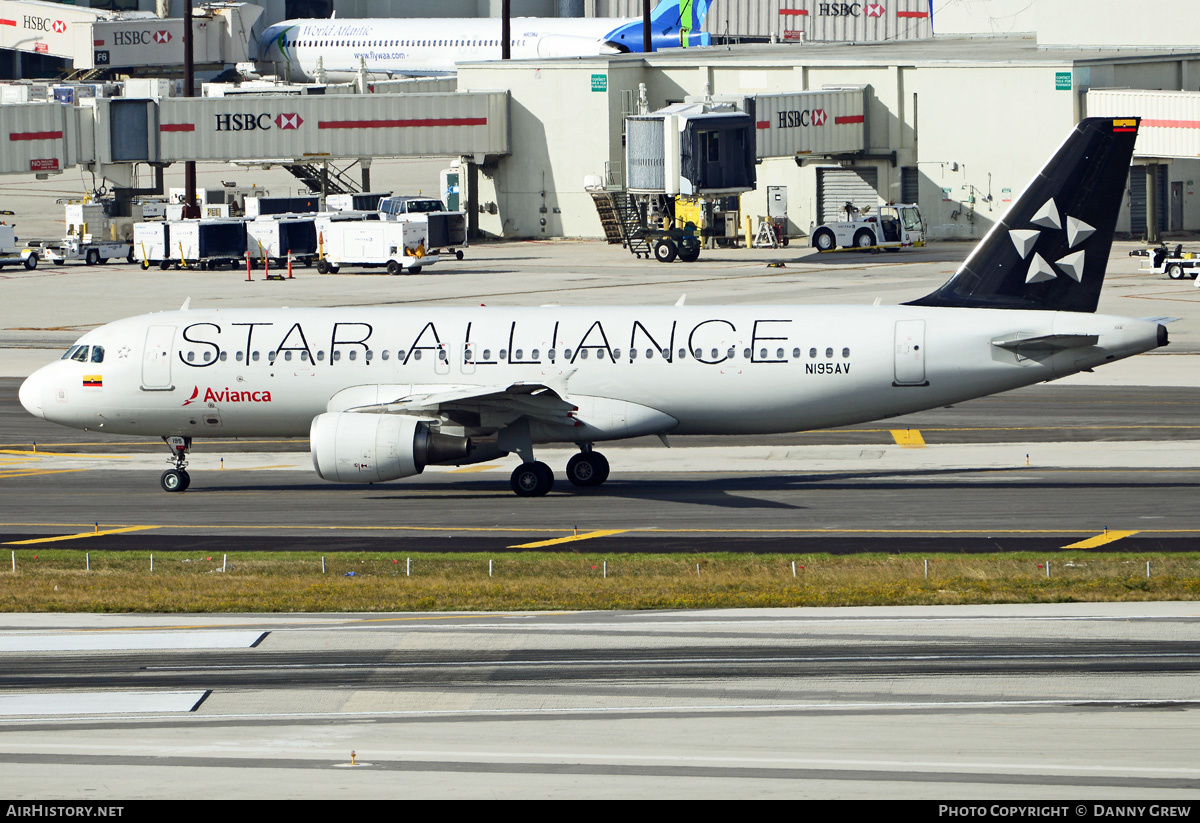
[183,386,273,406]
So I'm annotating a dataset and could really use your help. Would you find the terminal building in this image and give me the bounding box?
[2,0,1200,243]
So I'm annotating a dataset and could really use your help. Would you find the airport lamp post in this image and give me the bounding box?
[644,0,651,52]
[502,0,510,60]
[182,0,199,219]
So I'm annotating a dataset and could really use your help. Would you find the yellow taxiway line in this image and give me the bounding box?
[4,525,160,545]
[1061,530,1140,549]
[890,429,926,447]
[509,529,631,549]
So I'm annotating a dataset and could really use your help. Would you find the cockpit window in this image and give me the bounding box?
[90,346,104,363]
[70,346,89,363]
[61,345,82,360]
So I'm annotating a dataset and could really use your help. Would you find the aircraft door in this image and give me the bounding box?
[141,325,176,390]
[893,320,927,386]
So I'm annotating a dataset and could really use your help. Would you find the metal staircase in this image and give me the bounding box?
[588,188,651,259]
[283,162,362,197]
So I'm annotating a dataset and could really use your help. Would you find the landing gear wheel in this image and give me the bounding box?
[813,229,836,251]
[678,243,701,263]
[85,248,99,266]
[854,229,876,249]
[1168,263,1185,280]
[160,469,190,493]
[510,461,554,497]
[654,238,678,263]
[566,452,610,487]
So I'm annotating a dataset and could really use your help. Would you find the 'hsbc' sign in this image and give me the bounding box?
[114,30,172,46]
[777,109,828,128]
[214,113,305,132]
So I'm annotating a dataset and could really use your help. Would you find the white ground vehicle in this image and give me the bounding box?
[317,220,436,274]
[36,202,134,267]
[1131,243,1200,280]
[810,203,926,252]
[378,196,467,259]
[134,218,249,270]
[0,224,41,269]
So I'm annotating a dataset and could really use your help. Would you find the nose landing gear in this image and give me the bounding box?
[160,435,192,493]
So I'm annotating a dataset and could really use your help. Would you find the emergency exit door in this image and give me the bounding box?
[141,325,175,390]
[894,320,927,386]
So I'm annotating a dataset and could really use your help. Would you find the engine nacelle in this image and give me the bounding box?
[310,412,470,483]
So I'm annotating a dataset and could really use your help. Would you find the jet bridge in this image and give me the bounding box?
[0,89,510,175]
[0,0,261,73]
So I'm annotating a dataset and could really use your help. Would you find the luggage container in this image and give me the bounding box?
[326,192,392,212]
[166,218,249,270]
[317,219,436,274]
[134,221,171,269]
[245,196,319,218]
[247,216,319,268]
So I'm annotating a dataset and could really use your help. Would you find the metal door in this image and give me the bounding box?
[141,325,175,390]
[819,167,879,223]
[1172,181,1184,231]
[894,320,927,386]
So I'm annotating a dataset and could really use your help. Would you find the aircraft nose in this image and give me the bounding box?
[18,370,45,419]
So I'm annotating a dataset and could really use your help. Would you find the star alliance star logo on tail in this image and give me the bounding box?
[1009,198,1095,285]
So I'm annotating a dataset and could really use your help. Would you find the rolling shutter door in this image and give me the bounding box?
[818,167,879,223]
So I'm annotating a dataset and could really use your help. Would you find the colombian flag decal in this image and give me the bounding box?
[1112,119,1137,132]
[83,375,102,387]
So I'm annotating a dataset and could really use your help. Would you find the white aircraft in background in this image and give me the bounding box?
[19,118,1167,497]
[256,0,714,81]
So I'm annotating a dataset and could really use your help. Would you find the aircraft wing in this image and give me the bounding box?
[329,380,579,428]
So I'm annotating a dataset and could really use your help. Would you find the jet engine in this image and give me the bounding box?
[310,412,470,483]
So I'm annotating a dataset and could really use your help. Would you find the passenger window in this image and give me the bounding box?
[826,347,834,358]
[90,346,104,363]
[564,349,573,359]
[219,352,227,362]
[580,350,589,360]
[843,347,851,357]
[317,351,325,361]
[630,349,638,360]
[332,351,341,361]
[381,350,389,361]
[531,349,539,359]
[743,348,751,358]
[438,350,447,361]
[203,351,212,362]
[252,351,260,362]
[777,348,785,359]
[187,352,195,362]
[413,350,422,360]
[236,351,244,362]
[809,348,817,358]
[481,349,489,359]
[499,349,507,360]
[284,351,292,361]
[514,349,522,359]
[349,351,357,361]
[793,348,801,358]
[678,349,687,359]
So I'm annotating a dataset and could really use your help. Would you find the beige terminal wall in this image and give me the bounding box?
[461,45,1200,241]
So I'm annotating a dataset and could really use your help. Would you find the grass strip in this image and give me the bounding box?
[1,550,1198,612]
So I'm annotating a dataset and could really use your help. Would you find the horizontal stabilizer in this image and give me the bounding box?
[991,333,1099,352]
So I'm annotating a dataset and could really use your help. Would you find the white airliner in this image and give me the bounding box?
[19,118,1167,497]
[255,0,714,81]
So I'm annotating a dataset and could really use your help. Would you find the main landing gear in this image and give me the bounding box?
[160,435,192,493]
[509,444,610,497]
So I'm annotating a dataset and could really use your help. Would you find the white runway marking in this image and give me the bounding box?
[0,630,266,652]
[0,690,208,716]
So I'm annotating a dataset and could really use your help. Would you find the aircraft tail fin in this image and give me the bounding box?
[906,117,1139,313]
[604,0,714,52]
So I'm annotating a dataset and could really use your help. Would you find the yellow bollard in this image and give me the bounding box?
[350,750,356,765]
[743,215,753,248]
